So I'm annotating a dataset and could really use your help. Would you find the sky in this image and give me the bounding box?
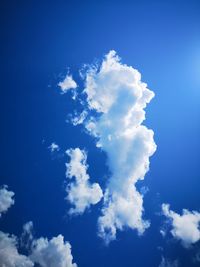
[0,1,200,267]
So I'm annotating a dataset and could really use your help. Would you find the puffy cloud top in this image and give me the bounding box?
[0,222,77,267]
[84,50,154,117]
[30,234,77,267]
[0,231,34,267]
[162,203,200,247]
[0,187,77,267]
[0,185,15,217]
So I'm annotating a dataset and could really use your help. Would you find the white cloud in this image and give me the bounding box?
[65,148,103,215]
[0,231,34,267]
[158,256,179,267]
[0,187,77,267]
[30,234,77,267]
[162,203,200,247]
[0,187,33,267]
[49,142,60,152]
[0,185,15,217]
[72,50,156,243]
[58,75,77,94]
[0,223,77,267]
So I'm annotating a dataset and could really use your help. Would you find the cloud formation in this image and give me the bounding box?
[0,186,33,267]
[67,50,156,242]
[65,148,103,215]
[0,186,77,267]
[0,231,34,267]
[0,227,77,267]
[30,234,77,267]
[162,203,200,247]
[58,74,77,94]
[0,185,15,217]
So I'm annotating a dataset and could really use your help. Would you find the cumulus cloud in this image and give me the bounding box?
[162,203,200,247]
[48,142,60,152]
[30,234,77,267]
[0,187,33,266]
[158,256,179,267]
[68,50,156,242]
[0,231,34,267]
[58,74,77,94]
[65,148,103,215]
[0,185,15,217]
[0,192,77,267]
[0,223,77,267]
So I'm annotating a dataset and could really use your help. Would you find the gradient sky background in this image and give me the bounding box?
[1,1,200,266]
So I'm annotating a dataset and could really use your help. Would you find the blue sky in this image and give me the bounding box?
[0,1,200,266]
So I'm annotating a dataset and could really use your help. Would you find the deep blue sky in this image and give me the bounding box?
[1,1,200,266]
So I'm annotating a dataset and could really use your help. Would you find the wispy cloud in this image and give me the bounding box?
[48,142,60,153]
[65,148,103,215]
[21,221,34,249]
[158,256,179,267]
[70,111,88,126]
[162,203,200,248]
[193,250,200,263]
[63,50,156,243]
